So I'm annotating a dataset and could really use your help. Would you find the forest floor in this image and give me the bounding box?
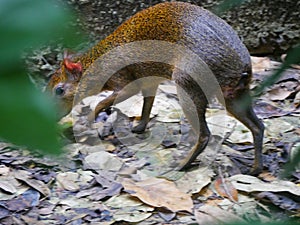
[0,56,299,224]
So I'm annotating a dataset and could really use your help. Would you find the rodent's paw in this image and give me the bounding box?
[249,166,263,176]
[131,122,147,134]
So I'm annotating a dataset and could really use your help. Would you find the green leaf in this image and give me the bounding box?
[0,0,81,67]
[0,0,82,154]
[0,75,62,154]
[282,145,300,178]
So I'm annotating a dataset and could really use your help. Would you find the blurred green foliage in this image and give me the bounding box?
[0,0,81,154]
[212,0,248,15]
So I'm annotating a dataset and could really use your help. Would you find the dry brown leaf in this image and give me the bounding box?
[175,167,214,194]
[214,177,238,202]
[14,170,50,197]
[122,177,193,213]
[84,151,123,171]
[229,174,300,196]
[194,210,217,225]
[266,87,293,101]
[56,172,80,192]
[0,181,17,194]
[251,56,272,73]
[258,172,277,182]
[105,194,154,223]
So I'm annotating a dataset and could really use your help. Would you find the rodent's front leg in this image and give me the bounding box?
[94,92,119,117]
[131,82,159,133]
[86,92,119,122]
[132,96,155,133]
[93,86,141,120]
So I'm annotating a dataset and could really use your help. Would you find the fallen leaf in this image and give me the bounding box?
[214,177,238,202]
[105,194,154,223]
[84,151,123,171]
[122,177,193,213]
[0,206,10,219]
[175,167,214,194]
[90,173,122,200]
[251,56,272,73]
[194,210,216,225]
[207,115,253,143]
[0,181,17,194]
[158,83,177,95]
[6,189,40,211]
[38,203,56,216]
[14,170,50,197]
[115,95,143,118]
[266,87,293,101]
[115,86,183,123]
[113,207,152,223]
[104,143,116,152]
[264,118,294,139]
[195,205,246,225]
[255,191,300,211]
[158,209,176,222]
[94,183,123,201]
[59,195,100,209]
[254,101,290,119]
[0,183,28,201]
[228,174,300,196]
[105,193,145,208]
[56,172,80,192]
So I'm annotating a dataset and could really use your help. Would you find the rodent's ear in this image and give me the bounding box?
[63,50,83,81]
[63,58,83,74]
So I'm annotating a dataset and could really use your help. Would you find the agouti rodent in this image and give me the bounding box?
[47,2,264,174]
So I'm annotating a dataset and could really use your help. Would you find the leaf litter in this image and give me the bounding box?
[0,57,299,224]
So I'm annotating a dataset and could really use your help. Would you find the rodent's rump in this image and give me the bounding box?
[47,2,264,174]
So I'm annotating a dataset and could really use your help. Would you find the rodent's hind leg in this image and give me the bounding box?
[225,92,264,175]
[175,78,211,170]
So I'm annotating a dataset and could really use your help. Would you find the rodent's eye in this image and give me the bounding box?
[55,86,65,96]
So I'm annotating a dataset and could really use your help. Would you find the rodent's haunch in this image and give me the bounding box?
[46,2,264,174]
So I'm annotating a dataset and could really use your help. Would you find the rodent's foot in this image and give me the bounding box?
[132,122,147,134]
[177,162,193,171]
[249,165,263,176]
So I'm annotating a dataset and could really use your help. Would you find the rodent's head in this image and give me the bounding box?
[46,51,83,118]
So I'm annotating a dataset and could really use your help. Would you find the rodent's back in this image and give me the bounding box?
[97,2,251,87]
